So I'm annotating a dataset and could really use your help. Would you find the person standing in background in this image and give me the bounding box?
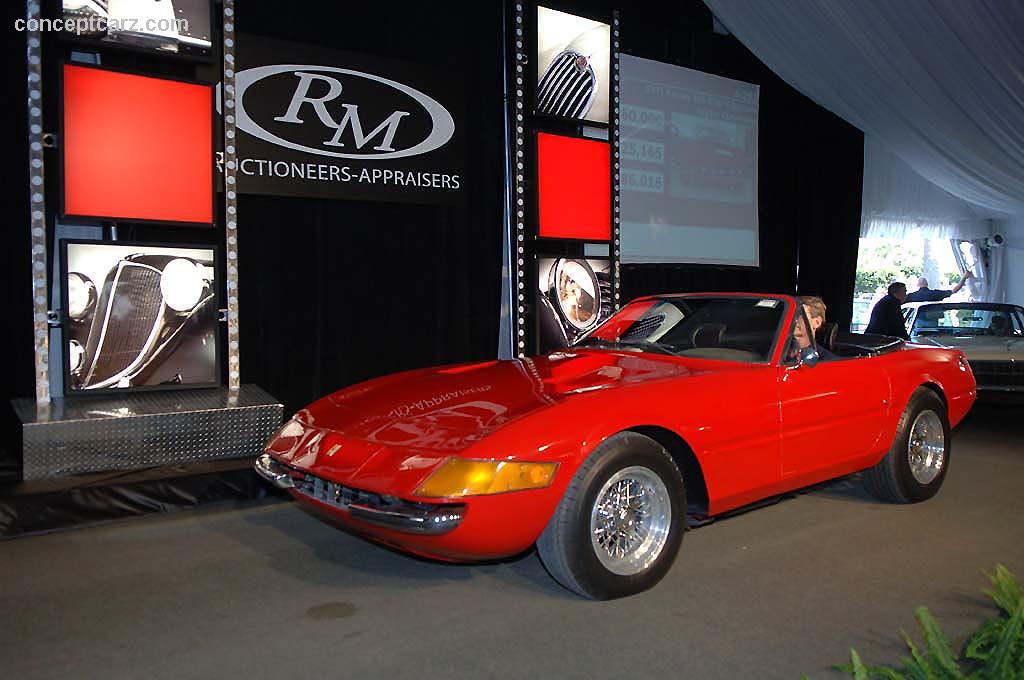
[905,271,973,302]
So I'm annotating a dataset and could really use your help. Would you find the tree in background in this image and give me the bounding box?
[854,239,924,295]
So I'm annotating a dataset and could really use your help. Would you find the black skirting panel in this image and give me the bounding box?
[0,459,285,538]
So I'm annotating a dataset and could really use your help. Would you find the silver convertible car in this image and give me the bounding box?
[903,302,1024,392]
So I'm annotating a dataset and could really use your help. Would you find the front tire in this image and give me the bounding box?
[863,388,950,503]
[537,432,686,600]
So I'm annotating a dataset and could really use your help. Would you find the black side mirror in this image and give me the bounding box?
[798,346,820,368]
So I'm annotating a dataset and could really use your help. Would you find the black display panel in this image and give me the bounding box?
[60,0,213,59]
[61,240,220,393]
[536,257,613,352]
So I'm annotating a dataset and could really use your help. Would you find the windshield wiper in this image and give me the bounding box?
[617,340,682,356]
[576,338,680,356]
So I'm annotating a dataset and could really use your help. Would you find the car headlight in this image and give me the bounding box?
[66,272,96,321]
[276,418,306,439]
[414,459,558,498]
[160,258,207,312]
[68,339,86,375]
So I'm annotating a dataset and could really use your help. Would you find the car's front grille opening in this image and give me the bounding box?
[289,469,444,516]
[537,50,595,119]
[970,360,1024,388]
[294,473,387,510]
[89,262,163,383]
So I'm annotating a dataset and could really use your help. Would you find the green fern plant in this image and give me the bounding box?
[825,565,1024,680]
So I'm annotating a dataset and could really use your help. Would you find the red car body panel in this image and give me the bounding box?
[265,294,977,562]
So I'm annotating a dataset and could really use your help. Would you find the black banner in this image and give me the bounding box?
[230,35,464,204]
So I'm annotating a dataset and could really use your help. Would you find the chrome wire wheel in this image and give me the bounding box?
[907,409,945,485]
[589,466,672,576]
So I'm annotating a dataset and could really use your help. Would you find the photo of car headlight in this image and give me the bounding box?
[66,272,97,322]
[537,257,613,352]
[160,258,207,313]
[68,339,86,376]
[552,259,600,331]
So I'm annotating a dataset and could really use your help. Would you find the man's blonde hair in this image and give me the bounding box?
[798,295,827,322]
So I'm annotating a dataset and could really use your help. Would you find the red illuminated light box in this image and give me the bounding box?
[537,132,610,241]
[62,64,214,225]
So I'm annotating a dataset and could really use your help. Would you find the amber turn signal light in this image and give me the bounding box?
[414,459,558,498]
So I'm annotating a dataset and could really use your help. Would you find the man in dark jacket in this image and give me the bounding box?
[865,282,909,339]
[905,271,973,302]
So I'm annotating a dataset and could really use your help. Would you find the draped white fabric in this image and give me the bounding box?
[861,137,990,240]
[703,0,1024,217]
[984,241,1006,303]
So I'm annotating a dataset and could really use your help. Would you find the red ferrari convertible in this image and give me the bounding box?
[256,293,976,599]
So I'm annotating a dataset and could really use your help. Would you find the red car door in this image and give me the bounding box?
[777,357,891,480]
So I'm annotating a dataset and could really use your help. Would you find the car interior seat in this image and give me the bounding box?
[916,309,942,331]
[690,323,726,348]
[988,315,1008,335]
[816,322,838,353]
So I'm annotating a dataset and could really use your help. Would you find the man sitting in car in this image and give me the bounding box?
[797,295,837,360]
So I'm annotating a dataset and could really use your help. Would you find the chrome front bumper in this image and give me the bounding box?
[254,454,464,535]
[255,453,295,488]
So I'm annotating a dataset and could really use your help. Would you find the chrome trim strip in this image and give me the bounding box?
[255,453,294,489]
[348,503,465,535]
[27,0,51,406]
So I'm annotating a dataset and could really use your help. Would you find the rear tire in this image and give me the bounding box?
[863,388,950,503]
[537,432,686,600]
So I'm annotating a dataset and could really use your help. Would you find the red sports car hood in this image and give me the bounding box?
[267,350,753,492]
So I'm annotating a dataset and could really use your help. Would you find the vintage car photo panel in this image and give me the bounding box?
[536,257,612,351]
[62,64,214,225]
[62,241,219,393]
[61,0,214,58]
[535,6,610,124]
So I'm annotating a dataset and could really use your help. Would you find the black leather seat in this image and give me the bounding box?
[691,323,726,348]
[816,321,838,353]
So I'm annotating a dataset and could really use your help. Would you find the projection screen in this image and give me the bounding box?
[619,55,760,266]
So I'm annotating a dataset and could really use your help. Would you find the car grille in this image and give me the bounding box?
[89,263,163,384]
[969,360,1024,389]
[537,50,596,119]
[293,472,388,510]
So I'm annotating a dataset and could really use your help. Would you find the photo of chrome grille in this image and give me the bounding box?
[64,242,219,392]
[537,50,597,119]
[84,262,164,386]
[536,6,611,124]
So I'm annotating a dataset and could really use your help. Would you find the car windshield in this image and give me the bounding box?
[577,296,786,363]
[911,305,1024,337]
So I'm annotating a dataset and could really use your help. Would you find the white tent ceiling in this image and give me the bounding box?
[703,0,1024,219]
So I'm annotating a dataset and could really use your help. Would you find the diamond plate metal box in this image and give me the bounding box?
[11,385,284,480]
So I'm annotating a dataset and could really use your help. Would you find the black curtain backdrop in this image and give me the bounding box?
[1,0,865,437]
[2,1,33,466]
[235,3,506,415]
